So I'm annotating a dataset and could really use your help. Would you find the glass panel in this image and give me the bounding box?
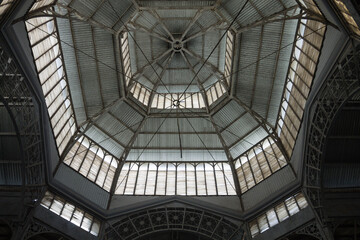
[61,203,75,221]
[81,213,93,232]
[285,196,300,216]
[50,197,64,215]
[295,193,308,209]
[266,209,279,227]
[275,202,289,222]
[71,208,84,227]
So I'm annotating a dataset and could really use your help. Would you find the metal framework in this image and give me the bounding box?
[304,45,360,233]
[0,45,45,228]
[21,0,327,206]
[105,207,246,240]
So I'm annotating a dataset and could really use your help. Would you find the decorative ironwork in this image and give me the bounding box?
[304,45,360,229]
[23,220,52,239]
[105,207,245,240]
[0,46,45,215]
[280,221,323,240]
[295,221,323,240]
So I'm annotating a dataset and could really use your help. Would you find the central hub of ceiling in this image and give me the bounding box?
[121,7,233,111]
[172,40,183,52]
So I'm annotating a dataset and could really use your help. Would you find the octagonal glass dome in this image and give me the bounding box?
[25,0,326,199]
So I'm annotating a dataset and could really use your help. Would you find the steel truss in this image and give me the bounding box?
[0,46,46,234]
[304,45,360,237]
[105,207,246,240]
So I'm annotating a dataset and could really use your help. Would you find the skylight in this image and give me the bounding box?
[276,5,326,158]
[40,191,101,236]
[115,161,237,196]
[63,135,118,192]
[25,0,326,200]
[26,16,76,155]
[249,192,308,237]
[119,8,232,110]
[332,0,360,36]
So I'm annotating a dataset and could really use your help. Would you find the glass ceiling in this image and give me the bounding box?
[25,0,326,197]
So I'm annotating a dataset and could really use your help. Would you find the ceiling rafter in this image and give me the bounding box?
[227,124,261,149]
[269,132,297,177]
[265,18,285,121]
[107,115,148,206]
[219,111,248,134]
[181,9,204,40]
[54,3,116,35]
[182,48,227,87]
[68,16,89,121]
[232,96,274,131]
[127,49,172,93]
[180,51,210,113]
[208,115,244,202]
[248,0,264,18]
[182,19,227,44]
[91,25,105,109]
[92,123,127,149]
[249,24,264,109]
[111,2,136,32]
[128,21,173,43]
[147,52,175,114]
[114,33,126,98]
[149,9,175,41]
[235,5,298,34]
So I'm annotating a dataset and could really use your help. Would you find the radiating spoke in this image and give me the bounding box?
[182,47,226,81]
[148,52,175,113]
[182,19,226,44]
[149,9,175,41]
[128,21,173,43]
[127,49,172,93]
[180,9,203,40]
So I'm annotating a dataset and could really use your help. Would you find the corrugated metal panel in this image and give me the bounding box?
[133,133,222,149]
[252,22,283,119]
[57,17,87,124]
[267,19,298,126]
[138,1,215,8]
[69,0,99,18]
[221,113,258,146]
[142,117,215,133]
[127,149,227,162]
[85,126,124,158]
[230,126,268,158]
[162,69,194,85]
[323,164,360,188]
[93,26,120,106]
[0,163,22,185]
[235,26,262,108]
[282,0,298,8]
[242,166,295,210]
[71,20,104,117]
[133,31,153,67]
[164,19,191,35]
[221,0,260,28]
[135,11,158,30]
[69,0,134,30]
[197,10,220,29]
[213,100,246,128]
[110,101,144,130]
[157,9,197,18]
[96,112,134,146]
[55,164,110,208]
